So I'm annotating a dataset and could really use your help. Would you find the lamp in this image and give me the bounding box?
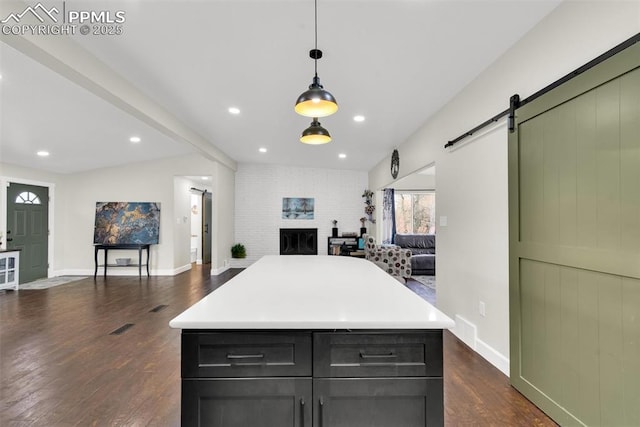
[295,0,337,118]
[300,118,331,144]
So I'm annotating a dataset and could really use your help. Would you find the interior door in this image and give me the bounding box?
[6,183,49,283]
[202,191,212,264]
[509,43,640,425]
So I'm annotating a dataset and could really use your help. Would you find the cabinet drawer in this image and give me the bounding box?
[313,331,442,378]
[182,332,312,378]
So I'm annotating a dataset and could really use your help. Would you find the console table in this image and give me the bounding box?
[94,244,150,278]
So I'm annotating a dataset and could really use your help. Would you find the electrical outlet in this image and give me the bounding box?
[479,301,486,317]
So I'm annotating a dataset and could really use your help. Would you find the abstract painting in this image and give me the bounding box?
[94,202,160,245]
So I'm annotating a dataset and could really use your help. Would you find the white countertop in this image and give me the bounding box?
[169,255,455,330]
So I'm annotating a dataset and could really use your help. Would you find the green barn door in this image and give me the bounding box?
[509,42,640,426]
[6,183,49,284]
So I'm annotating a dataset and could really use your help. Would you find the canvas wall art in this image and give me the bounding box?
[94,202,161,245]
[282,197,314,220]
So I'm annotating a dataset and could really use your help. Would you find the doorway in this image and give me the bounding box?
[6,182,49,283]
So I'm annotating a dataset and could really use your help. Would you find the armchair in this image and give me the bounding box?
[363,234,412,282]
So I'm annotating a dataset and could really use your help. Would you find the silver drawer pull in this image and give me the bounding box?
[359,352,397,359]
[226,353,265,359]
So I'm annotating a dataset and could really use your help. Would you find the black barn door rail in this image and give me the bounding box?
[444,32,640,149]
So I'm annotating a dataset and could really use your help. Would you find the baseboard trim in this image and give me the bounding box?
[211,265,229,276]
[55,263,192,277]
[476,337,510,376]
[451,315,509,376]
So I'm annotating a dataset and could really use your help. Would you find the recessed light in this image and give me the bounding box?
[228,107,240,115]
[339,153,347,159]
[201,176,209,180]
[353,115,365,122]
[259,148,267,153]
[129,136,141,143]
[37,151,50,157]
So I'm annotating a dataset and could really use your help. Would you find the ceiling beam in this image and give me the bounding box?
[0,1,237,171]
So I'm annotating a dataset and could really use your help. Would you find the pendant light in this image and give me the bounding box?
[300,118,331,144]
[295,0,338,118]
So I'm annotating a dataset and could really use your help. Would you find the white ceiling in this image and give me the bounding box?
[0,0,561,174]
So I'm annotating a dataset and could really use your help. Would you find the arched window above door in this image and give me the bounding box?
[15,191,41,205]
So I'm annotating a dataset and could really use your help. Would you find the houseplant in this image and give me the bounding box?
[231,243,246,259]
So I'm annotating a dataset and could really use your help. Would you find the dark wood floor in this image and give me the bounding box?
[0,266,557,426]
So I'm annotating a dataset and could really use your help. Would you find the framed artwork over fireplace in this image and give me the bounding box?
[282,197,314,219]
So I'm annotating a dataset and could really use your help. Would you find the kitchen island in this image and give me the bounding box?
[170,255,455,426]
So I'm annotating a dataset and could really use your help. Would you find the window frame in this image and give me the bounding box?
[394,190,436,235]
[15,191,42,205]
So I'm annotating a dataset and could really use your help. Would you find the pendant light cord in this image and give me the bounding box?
[314,0,318,77]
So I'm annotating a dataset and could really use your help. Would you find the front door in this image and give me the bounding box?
[6,183,49,283]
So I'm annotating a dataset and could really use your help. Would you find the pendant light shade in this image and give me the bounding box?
[300,119,331,144]
[295,52,338,118]
[295,0,337,118]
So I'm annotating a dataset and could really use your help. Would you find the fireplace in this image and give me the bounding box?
[280,228,318,255]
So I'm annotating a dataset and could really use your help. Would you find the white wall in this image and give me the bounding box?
[394,173,436,191]
[235,163,368,267]
[368,1,640,374]
[1,153,236,277]
[211,162,236,274]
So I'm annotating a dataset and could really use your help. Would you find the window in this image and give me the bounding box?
[394,191,435,234]
[15,191,41,204]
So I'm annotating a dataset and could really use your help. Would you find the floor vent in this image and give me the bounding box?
[110,323,134,335]
[149,304,168,313]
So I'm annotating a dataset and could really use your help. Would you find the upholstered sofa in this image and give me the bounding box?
[363,234,412,282]
[394,234,435,275]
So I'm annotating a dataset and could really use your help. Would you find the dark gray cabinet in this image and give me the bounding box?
[180,330,444,426]
[314,378,443,427]
[182,378,312,426]
[313,331,442,378]
[182,332,312,378]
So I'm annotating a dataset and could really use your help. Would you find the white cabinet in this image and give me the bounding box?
[0,250,20,290]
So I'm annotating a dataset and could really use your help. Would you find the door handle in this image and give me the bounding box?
[6,238,13,242]
[319,396,324,427]
[300,398,305,427]
[204,224,209,233]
